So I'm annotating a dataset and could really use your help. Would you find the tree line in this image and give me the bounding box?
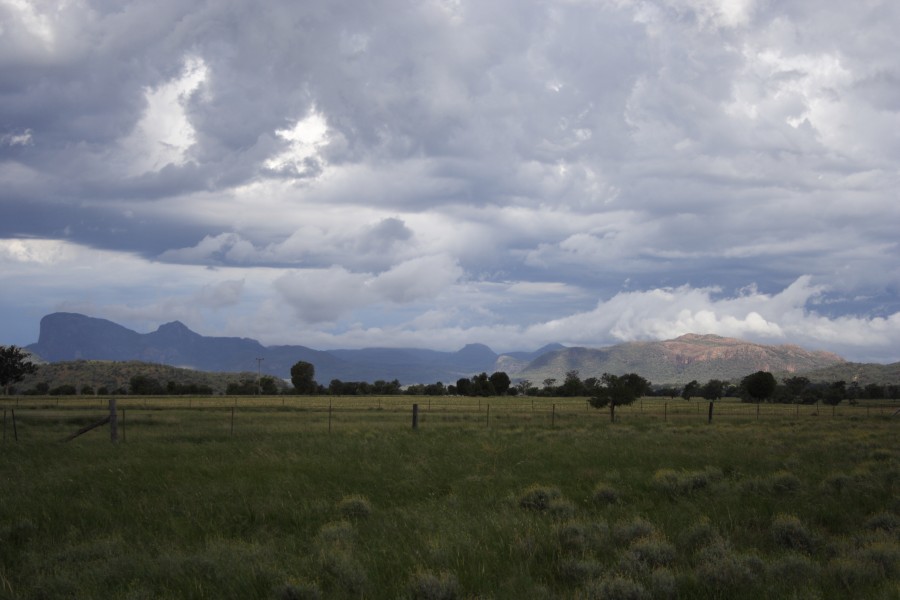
[2,346,896,403]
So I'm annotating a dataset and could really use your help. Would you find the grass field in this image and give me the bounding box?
[1,396,898,599]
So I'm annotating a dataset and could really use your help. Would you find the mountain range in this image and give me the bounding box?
[26,312,851,385]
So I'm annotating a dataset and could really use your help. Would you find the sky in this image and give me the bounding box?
[1,0,898,363]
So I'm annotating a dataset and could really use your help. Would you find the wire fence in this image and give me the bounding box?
[2,395,898,444]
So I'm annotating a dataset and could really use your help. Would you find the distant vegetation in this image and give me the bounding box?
[7,357,899,403]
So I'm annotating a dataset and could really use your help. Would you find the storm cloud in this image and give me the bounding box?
[1,0,898,362]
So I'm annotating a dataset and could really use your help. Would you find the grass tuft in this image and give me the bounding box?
[591,482,621,505]
[771,514,815,554]
[276,581,322,600]
[580,575,647,600]
[337,494,373,519]
[555,520,608,554]
[769,470,802,494]
[695,540,764,593]
[518,484,563,511]
[651,467,722,497]
[864,511,899,534]
[619,535,676,572]
[406,569,460,600]
[613,517,657,546]
[766,552,820,587]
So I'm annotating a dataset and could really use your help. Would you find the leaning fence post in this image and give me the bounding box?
[412,403,419,429]
[109,399,118,443]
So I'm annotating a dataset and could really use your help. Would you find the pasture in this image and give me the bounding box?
[1,396,898,599]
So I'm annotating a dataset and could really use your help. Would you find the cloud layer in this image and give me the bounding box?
[1,0,898,362]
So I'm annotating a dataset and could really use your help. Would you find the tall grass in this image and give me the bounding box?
[0,399,897,598]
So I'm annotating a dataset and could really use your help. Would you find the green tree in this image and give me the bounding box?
[589,372,651,422]
[740,371,777,403]
[516,379,532,396]
[0,345,38,394]
[489,371,511,395]
[862,383,884,400]
[472,372,495,396]
[130,374,164,395]
[541,378,557,395]
[822,380,846,406]
[681,380,700,400]
[700,379,726,401]
[290,361,317,394]
[560,370,586,396]
[782,376,811,402]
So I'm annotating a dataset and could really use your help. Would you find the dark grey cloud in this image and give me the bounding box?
[0,0,898,361]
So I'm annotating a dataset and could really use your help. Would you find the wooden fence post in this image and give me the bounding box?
[230,406,235,436]
[11,409,17,442]
[122,409,126,443]
[109,399,118,443]
[664,402,667,422]
[329,401,333,434]
[2,409,5,442]
[486,403,490,427]
[552,403,556,428]
[412,403,419,429]
[708,401,713,424]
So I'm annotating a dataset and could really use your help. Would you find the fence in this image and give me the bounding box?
[2,395,898,444]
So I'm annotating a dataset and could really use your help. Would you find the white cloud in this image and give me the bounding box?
[1,129,33,146]
[120,55,208,174]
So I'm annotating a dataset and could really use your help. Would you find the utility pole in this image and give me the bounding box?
[256,357,264,395]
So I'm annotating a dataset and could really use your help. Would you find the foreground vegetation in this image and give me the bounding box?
[1,397,898,599]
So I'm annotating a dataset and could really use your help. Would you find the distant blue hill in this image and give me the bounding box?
[26,313,851,386]
[26,312,558,384]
